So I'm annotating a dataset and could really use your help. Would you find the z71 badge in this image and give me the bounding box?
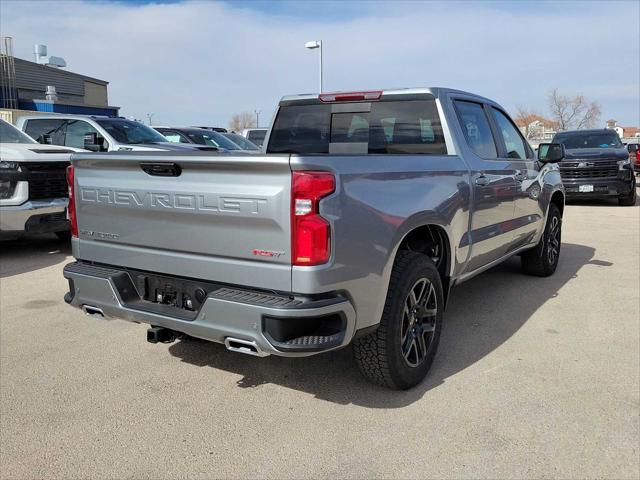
[79,229,120,240]
[252,249,285,258]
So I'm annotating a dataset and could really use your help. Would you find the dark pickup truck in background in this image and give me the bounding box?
[553,129,636,206]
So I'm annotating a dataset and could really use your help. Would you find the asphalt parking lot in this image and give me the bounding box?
[1,192,639,479]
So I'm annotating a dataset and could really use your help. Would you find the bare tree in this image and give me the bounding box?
[514,106,542,139]
[228,111,256,133]
[547,89,601,131]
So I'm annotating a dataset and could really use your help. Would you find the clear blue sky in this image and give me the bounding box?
[3,0,639,128]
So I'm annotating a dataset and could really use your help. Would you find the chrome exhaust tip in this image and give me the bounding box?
[82,305,105,318]
[224,337,268,357]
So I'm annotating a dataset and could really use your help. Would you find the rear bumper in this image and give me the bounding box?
[63,261,357,357]
[0,198,69,238]
[561,173,634,198]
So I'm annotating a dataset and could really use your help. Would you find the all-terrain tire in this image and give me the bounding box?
[618,182,637,206]
[521,203,562,277]
[353,251,444,390]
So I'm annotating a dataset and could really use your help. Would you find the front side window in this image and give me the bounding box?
[267,99,446,155]
[65,120,107,149]
[453,101,497,159]
[24,119,66,145]
[492,108,528,160]
[96,119,167,145]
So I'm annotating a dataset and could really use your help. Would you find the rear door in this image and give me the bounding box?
[451,99,518,271]
[489,107,544,250]
[73,153,293,291]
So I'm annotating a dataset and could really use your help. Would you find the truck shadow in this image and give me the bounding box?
[0,234,71,278]
[168,242,602,408]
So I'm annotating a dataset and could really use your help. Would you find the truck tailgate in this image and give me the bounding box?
[72,152,292,291]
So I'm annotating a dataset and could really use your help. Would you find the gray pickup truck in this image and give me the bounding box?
[63,88,565,389]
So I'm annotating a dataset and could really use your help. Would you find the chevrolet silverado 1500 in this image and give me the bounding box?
[63,88,566,389]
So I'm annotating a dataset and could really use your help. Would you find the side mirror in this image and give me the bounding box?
[627,143,639,154]
[538,143,564,163]
[40,133,52,145]
[83,132,105,152]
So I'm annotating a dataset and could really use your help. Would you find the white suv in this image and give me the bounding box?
[17,115,216,152]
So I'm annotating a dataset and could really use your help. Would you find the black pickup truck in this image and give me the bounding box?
[553,129,636,206]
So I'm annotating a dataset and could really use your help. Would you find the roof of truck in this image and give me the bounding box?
[279,87,495,104]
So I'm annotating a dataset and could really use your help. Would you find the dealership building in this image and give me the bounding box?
[0,39,119,124]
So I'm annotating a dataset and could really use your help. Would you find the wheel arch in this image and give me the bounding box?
[550,189,565,217]
[390,222,453,308]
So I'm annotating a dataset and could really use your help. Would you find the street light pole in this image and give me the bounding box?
[305,40,323,93]
[254,109,261,128]
[318,40,323,93]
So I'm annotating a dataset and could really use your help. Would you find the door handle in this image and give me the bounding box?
[475,175,489,186]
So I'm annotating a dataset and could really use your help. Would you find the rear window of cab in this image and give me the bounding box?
[267,100,447,155]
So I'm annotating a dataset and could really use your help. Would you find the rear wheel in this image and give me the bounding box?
[353,251,443,390]
[521,203,561,277]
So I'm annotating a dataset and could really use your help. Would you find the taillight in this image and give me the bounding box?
[66,165,78,237]
[291,171,335,266]
[319,90,383,103]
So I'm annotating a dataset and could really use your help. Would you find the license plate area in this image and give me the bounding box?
[579,184,594,193]
[139,275,210,312]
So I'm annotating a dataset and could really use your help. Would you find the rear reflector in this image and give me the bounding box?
[319,90,383,103]
[291,171,335,266]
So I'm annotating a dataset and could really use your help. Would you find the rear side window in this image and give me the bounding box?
[267,100,447,155]
[24,119,66,145]
[453,101,497,159]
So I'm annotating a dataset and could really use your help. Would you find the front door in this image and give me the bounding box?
[489,107,544,251]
